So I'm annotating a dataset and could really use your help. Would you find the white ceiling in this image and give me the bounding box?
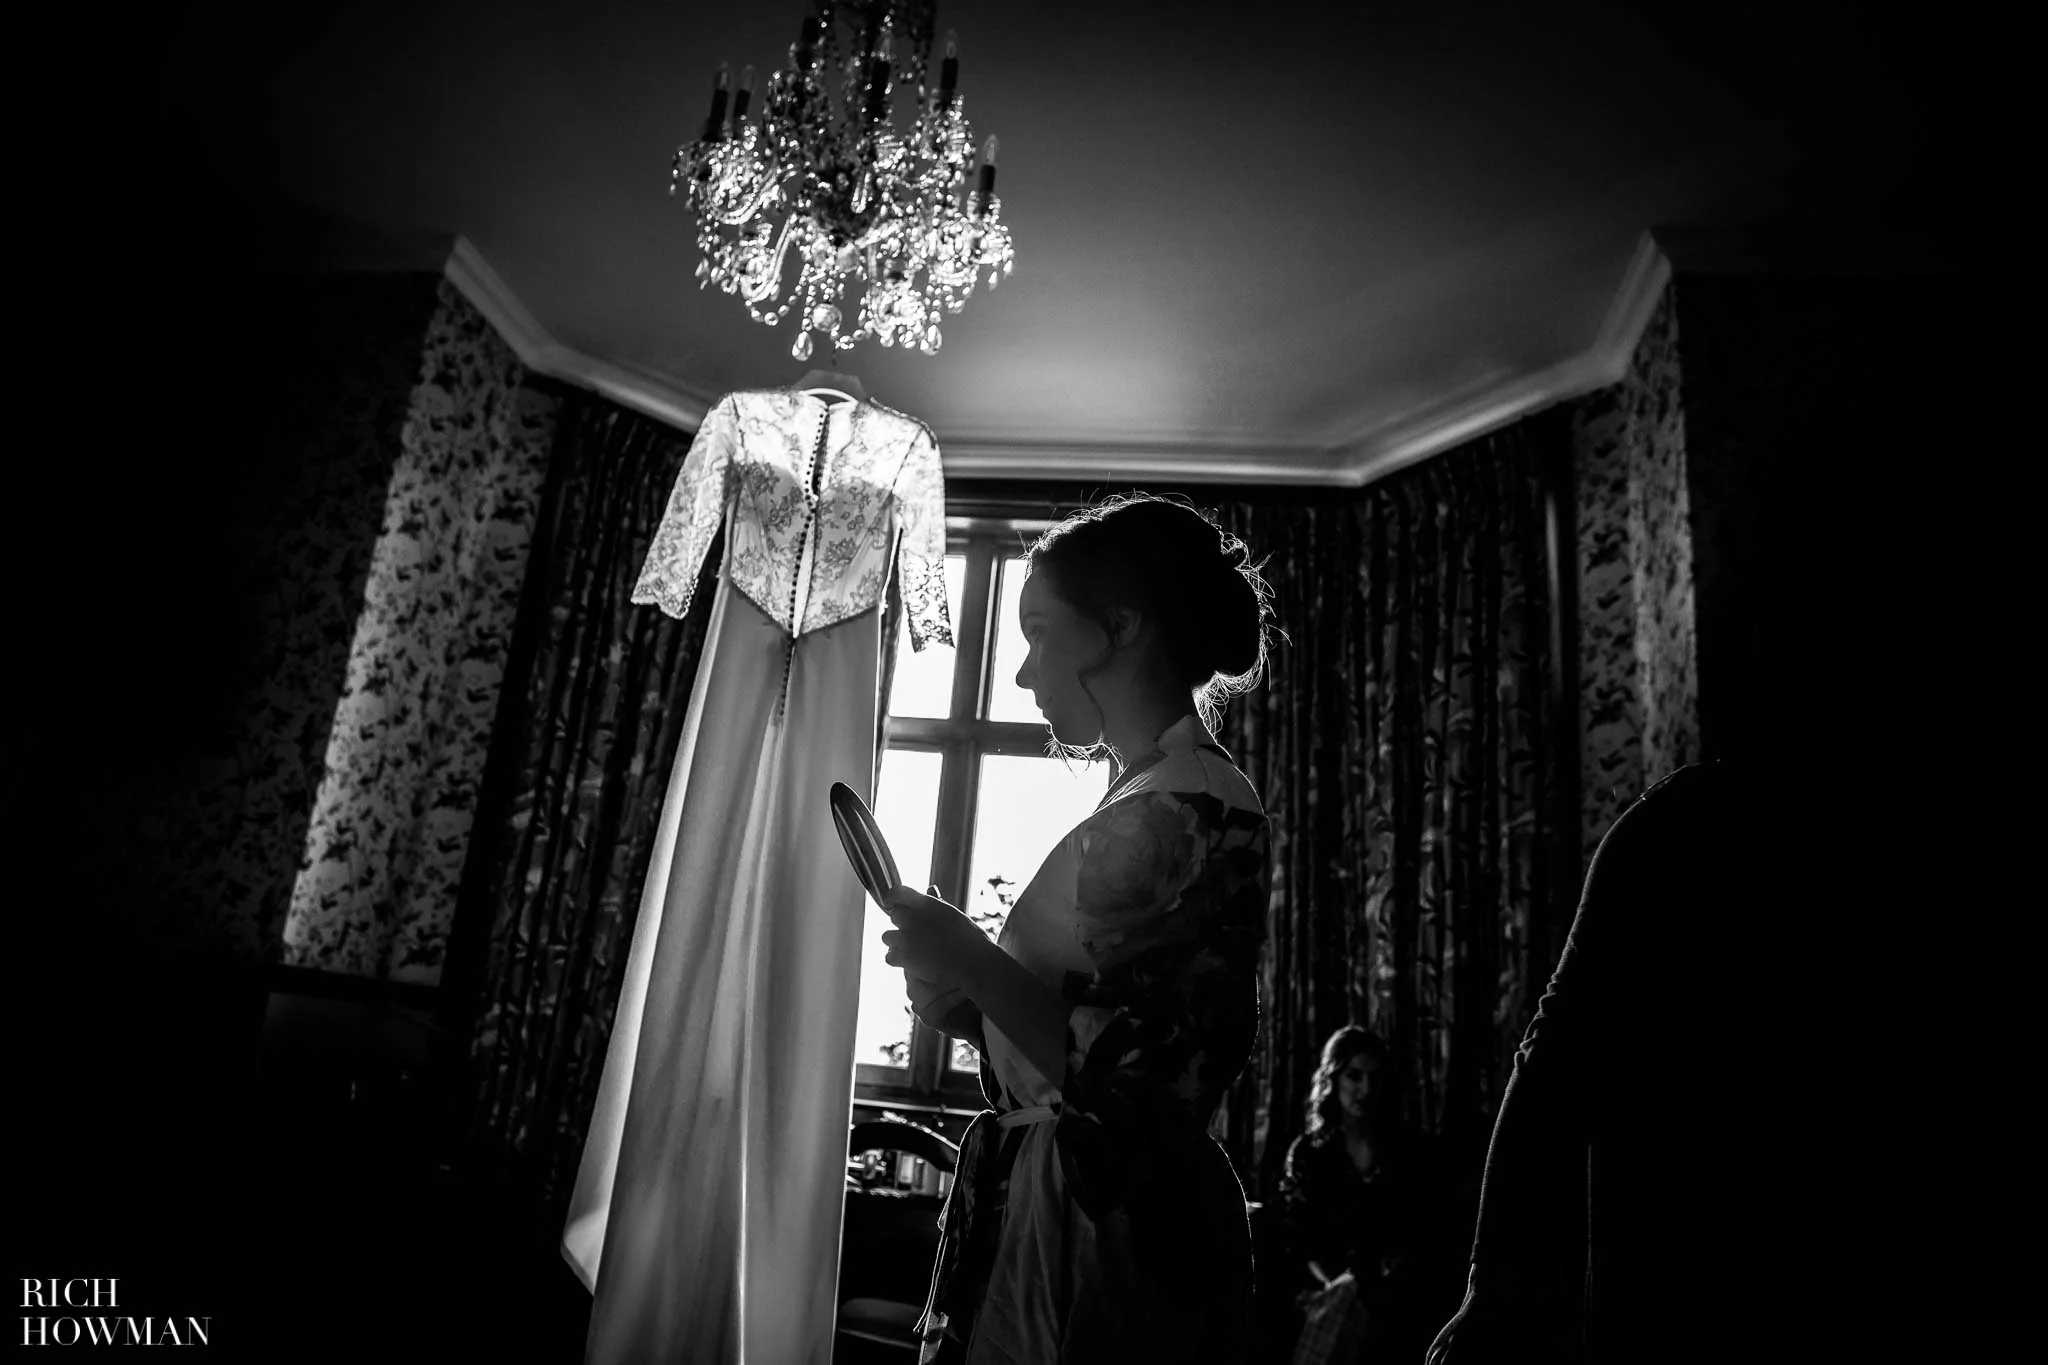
[172,0,1950,484]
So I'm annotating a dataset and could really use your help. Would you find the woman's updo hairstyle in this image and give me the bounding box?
[1024,493,1277,728]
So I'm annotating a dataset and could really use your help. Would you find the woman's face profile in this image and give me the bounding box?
[1015,571,1113,748]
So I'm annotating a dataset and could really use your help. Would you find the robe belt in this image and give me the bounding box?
[944,1104,1061,1238]
[915,1103,1062,1350]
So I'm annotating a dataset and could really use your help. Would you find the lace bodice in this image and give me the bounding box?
[633,389,952,650]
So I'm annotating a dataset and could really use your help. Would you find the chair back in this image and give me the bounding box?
[848,1118,958,1173]
[839,1118,960,1355]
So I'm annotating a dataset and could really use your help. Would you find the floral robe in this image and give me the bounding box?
[916,715,1271,1364]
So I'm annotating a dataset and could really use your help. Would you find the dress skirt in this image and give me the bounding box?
[564,581,884,1365]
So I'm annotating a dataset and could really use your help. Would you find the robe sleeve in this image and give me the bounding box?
[939,1000,988,1056]
[1053,788,1268,1221]
[891,425,952,652]
[632,394,737,620]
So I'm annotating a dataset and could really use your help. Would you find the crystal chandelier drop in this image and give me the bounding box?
[671,0,1015,361]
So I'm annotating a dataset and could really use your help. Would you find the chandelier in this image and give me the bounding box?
[671,0,1015,361]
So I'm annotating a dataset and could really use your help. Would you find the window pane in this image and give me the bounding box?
[887,554,969,719]
[986,557,1041,724]
[949,754,1109,1073]
[855,749,943,1069]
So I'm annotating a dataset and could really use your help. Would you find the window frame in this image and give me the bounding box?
[853,515,1067,1111]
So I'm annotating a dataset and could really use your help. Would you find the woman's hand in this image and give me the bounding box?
[1297,1267,1355,1310]
[906,973,985,1047]
[905,971,969,1026]
[880,885,995,990]
[1423,1272,1536,1365]
[905,970,961,1018]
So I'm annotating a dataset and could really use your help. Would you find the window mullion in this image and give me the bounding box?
[908,539,997,1095]
[949,534,998,724]
[909,734,978,1095]
[938,537,997,907]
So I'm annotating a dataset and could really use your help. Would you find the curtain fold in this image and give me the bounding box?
[439,392,721,1218]
[1210,421,1567,1203]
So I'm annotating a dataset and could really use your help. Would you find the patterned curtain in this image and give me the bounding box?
[437,391,721,1216]
[284,280,559,983]
[1210,421,1569,1202]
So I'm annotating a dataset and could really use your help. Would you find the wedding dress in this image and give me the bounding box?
[562,388,951,1364]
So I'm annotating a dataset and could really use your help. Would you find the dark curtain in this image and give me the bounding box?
[436,391,720,1218]
[1207,420,1570,1204]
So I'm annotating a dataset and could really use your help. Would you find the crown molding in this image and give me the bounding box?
[1329,230,1672,486]
[937,437,1344,486]
[443,236,718,429]
[442,236,553,373]
[1593,229,1675,377]
[441,231,1669,488]
[567,353,720,432]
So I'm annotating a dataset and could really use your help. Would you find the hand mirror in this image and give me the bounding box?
[829,781,902,904]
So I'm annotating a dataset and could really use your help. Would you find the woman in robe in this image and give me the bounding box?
[877,493,1278,1364]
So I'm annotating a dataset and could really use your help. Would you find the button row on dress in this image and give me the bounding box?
[778,409,831,720]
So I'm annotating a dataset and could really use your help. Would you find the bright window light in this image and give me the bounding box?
[986,557,1040,724]
[886,555,968,719]
[949,754,1107,1073]
[855,749,942,1067]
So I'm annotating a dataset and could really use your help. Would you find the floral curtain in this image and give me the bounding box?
[1209,420,1570,1202]
[438,392,722,1214]
[284,279,559,983]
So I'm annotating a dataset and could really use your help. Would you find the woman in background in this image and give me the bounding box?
[1281,1025,1448,1365]
[877,493,1276,1364]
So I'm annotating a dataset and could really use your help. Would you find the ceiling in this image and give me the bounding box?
[156,0,1956,485]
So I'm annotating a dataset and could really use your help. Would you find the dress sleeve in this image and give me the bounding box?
[1053,788,1269,1221]
[891,425,952,652]
[632,394,737,620]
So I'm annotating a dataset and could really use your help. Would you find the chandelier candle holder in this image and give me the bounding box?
[670,0,1015,360]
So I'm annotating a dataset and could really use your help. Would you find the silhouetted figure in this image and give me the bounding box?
[881,495,1280,1364]
[1426,761,1820,1362]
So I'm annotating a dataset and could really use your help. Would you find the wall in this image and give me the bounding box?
[24,265,452,1298]
[36,261,558,988]
[1670,270,1951,769]
[97,272,450,967]
[1565,260,1965,852]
